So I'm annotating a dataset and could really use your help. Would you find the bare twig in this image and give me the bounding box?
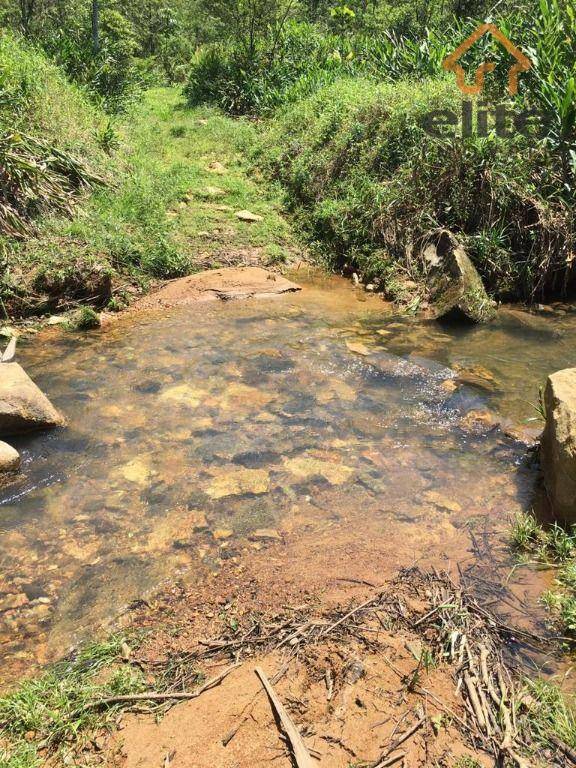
[319,594,381,638]
[373,752,406,768]
[88,662,240,708]
[375,716,426,765]
[255,667,316,768]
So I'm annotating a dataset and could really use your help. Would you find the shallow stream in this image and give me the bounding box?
[2,269,576,686]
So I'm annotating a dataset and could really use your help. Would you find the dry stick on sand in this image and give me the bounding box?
[373,753,405,768]
[88,662,241,708]
[373,716,426,768]
[255,667,316,768]
[319,594,381,638]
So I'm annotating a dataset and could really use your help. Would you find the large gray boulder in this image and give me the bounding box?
[0,362,66,435]
[420,229,496,323]
[541,368,576,524]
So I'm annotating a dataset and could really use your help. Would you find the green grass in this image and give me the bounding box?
[0,636,145,768]
[3,87,296,318]
[0,32,105,153]
[0,33,110,253]
[511,512,576,635]
[523,678,576,753]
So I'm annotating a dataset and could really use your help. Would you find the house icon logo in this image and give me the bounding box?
[442,23,532,96]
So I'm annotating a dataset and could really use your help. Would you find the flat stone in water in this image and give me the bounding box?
[205,468,270,499]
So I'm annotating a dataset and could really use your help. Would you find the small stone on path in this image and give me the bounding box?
[249,529,282,542]
[208,161,227,174]
[202,186,226,198]
[213,528,234,540]
[236,210,263,223]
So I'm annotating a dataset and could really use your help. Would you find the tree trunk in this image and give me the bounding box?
[91,0,100,53]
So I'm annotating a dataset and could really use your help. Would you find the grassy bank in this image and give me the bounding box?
[185,1,575,305]
[512,512,576,636]
[0,636,147,768]
[253,75,574,304]
[0,33,109,256]
[1,36,296,320]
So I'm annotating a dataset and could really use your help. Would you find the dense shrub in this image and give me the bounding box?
[257,77,574,300]
[184,20,453,115]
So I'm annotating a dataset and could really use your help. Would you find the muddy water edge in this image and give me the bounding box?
[2,268,576,687]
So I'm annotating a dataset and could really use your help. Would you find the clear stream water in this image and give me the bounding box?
[2,269,576,686]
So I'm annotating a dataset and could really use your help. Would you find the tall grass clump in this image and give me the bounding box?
[523,0,576,188]
[0,32,108,256]
[511,511,576,636]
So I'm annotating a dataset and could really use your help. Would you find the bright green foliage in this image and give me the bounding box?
[524,0,576,186]
[511,512,546,552]
[511,513,576,562]
[0,636,145,768]
[0,32,104,151]
[38,9,149,113]
[184,20,451,115]
[256,76,573,300]
[184,1,575,302]
[186,1,575,190]
[0,33,107,260]
[2,86,295,317]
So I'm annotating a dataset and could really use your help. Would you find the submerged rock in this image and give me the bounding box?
[421,229,496,323]
[205,468,270,499]
[0,441,20,472]
[453,363,499,393]
[249,528,282,542]
[541,368,576,523]
[0,362,66,436]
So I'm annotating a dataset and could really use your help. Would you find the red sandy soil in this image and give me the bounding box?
[101,496,498,768]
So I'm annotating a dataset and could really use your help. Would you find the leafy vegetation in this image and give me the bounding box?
[255,75,573,301]
[525,678,576,752]
[0,33,108,242]
[511,512,576,635]
[0,636,145,768]
[1,0,574,309]
[183,0,575,301]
